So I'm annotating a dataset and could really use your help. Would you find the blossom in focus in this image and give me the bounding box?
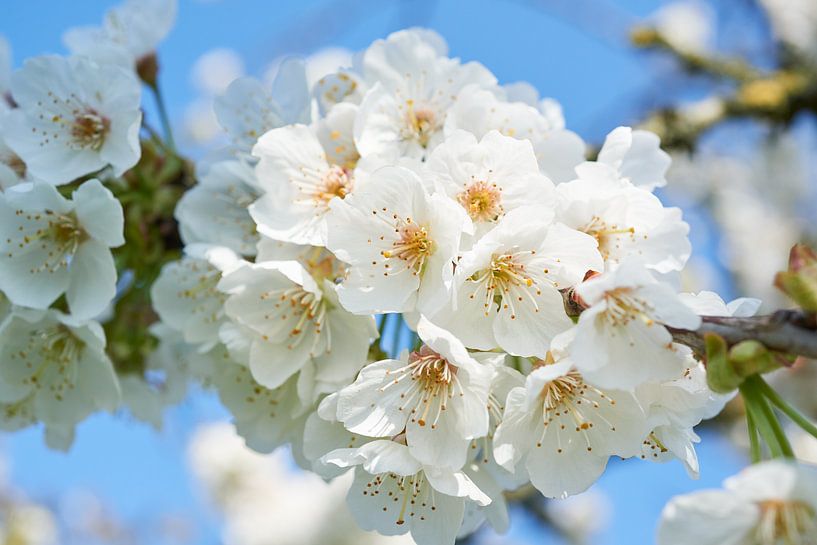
[250,123,356,246]
[4,55,142,185]
[592,126,671,191]
[658,460,817,545]
[426,129,556,240]
[571,259,701,390]
[217,258,376,401]
[493,331,649,498]
[354,28,497,162]
[557,159,690,274]
[444,85,586,184]
[322,436,491,545]
[335,316,493,470]
[0,180,124,319]
[433,206,601,357]
[636,360,731,477]
[326,165,469,315]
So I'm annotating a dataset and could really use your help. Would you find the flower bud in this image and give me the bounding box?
[774,243,817,311]
[727,340,781,377]
[137,53,160,88]
[630,26,661,47]
[705,335,784,393]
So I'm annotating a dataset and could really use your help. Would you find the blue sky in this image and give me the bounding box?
[0,1,756,544]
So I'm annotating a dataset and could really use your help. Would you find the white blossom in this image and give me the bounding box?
[326,165,469,315]
[176,160,261,255]
[151,244,240,347]
[658,461,817,545]
[571,259,701,390]
[591,126,672,191]
[630,291,759,476]
[250,123,356,246]
[323,437,491,545]
[426,130,555,239]
[119,323,221,428]
[63,0,177,69]
[0,308,120,450]
[651,1,715,54]
[0,180,123,319]
[334,316,493,470]
[679,290,762,319]
[316,102,360,171]
[214,58,310,155]
[210,361,310,454]
[434,206,600,356]
[759,0,817,60]
[354,28,497,161]
[0,135,28,190]
[493,332,649,498]
[218,259,376,401]
[636,360,731,477]
[444,85,586,184]
[4,55,142,185]
[557,163,690,274]
[314,69,366,117]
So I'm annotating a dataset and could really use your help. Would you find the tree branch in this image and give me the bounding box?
[668,311,817,359]
[561,290,817,359]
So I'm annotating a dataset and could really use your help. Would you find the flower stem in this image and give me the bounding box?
[754,375,817,441]
[743,377,795,459]
[745,407,762,463]
[741,381,793,459]
[757,391,795,458]
[377,314,388,338]
[149,80,176,152]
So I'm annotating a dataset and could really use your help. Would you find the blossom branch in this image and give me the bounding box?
[562,290,817,359]
[668,312,817,359]
[631,27,816,151]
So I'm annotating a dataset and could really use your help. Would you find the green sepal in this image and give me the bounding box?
[705,333,743,393]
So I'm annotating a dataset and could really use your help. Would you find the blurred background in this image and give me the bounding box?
[1,0,817,544]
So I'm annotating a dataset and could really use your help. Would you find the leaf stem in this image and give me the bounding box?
[745,407,762,463]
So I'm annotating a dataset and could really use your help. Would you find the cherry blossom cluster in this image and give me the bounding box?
[150,28,770,544]
[1,2,815,544]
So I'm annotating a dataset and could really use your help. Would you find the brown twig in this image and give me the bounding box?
[669,312,817,359]
[561,290,817,359]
